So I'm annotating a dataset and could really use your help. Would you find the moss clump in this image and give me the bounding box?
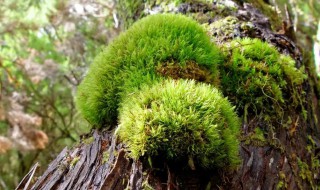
[220,38,306,118]
[117,79,240,168]
[76,14,223,127]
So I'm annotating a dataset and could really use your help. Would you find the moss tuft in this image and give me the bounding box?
[116,79,240,169]
[70,156,80,167]
[220,38,306,119]
[76,14,223,127]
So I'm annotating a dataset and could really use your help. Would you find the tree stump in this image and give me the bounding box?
[17,1,320,189]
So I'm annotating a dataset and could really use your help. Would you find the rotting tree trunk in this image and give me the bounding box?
[17,1,320,189]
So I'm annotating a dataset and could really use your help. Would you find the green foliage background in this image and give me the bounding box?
[0,0,118,188]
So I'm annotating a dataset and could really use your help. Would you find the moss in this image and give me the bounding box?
[276,171,287,189]
[70,156,80,167]
[142,179,154,190]
[77,13,241,170]
[253,127,266,142]
[76,14,223,127]
[102,151,110,164]
[82,136,94,144]
[306,136,320,179]
[116,79,241,169]
[240,127,267,147]
[297,158,315,188]
[220,38,306,122]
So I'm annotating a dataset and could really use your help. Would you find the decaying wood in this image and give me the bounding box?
[18,130,227,189]
[16,131,129,190]
[15,162,38,190]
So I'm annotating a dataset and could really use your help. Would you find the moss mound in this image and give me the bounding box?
[220,38,306,117]
[117,79,240,168]
[77,14,241,169]
[76,14,223,126]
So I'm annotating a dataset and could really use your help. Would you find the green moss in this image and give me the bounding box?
[116,79,240,169]
[240,127,267,146]
[76,14,223,127]
[102,151,110,164]
[220,38,306,120]
[82,136,94,144]
[253,127,266,142]
[142,178,154,190]
[276,171,287,190]
[70,156,80,167]
[307,136,320,178]
[297,158,315,188]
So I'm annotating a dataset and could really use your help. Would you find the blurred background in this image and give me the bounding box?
[0,0,319,189]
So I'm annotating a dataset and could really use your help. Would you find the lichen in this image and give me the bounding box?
[118,0,240,30]
[180,1,239,25]
[205,16,241,42]
[244,0,282,30]
[204,16,256,46]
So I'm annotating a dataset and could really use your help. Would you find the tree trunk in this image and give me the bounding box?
[17,1,320,189]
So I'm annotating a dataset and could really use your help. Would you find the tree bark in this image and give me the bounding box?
[17,1,320,189]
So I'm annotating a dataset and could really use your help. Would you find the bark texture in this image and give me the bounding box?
[17,1,320,189]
